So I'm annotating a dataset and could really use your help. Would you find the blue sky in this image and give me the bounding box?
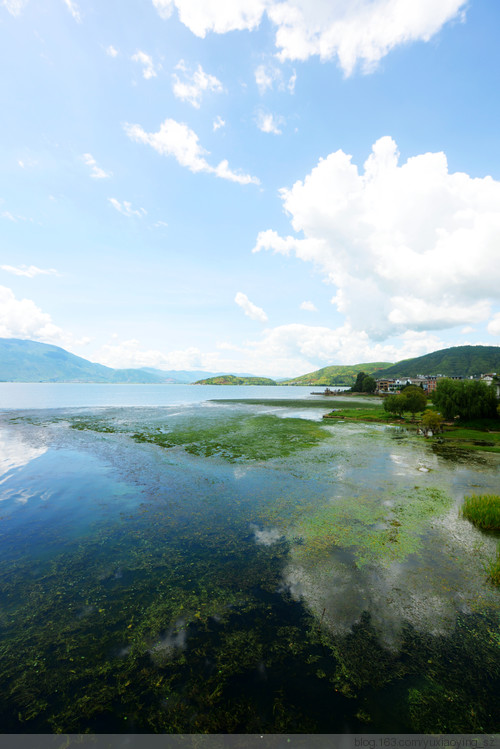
[1,0,500,377]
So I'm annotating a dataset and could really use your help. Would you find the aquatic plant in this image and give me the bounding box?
[461,494,500,531]
[486,542,500,587]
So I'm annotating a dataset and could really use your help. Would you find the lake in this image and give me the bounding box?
[0,384,498,733]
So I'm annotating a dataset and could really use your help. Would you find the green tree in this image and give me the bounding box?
[383,395,405,417]
[351,371,366,392]
[433,378,497,421]
[401,386,427,419]
[421,410,444,436]
[361,375,376,393]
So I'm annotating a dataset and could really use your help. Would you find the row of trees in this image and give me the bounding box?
[382,379,498,423]
[431,378,498,421]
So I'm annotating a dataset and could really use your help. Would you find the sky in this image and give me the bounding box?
[1,0,500,378]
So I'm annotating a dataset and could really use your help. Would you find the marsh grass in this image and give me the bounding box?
[488,543,500,586]
[461,494,500,531]
[323,407,403,423]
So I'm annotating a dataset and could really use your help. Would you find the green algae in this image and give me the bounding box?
[70,412,331,462]
[214,397,379,410]
[285,487,452,568]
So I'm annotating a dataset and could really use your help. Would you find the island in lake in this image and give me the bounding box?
[193,374,277,385]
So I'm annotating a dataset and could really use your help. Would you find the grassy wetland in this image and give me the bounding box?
[0,393,499,733]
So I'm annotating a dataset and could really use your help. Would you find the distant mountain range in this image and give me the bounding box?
[284,346,500,386]
[375,345,500,379]
[0,339,251,384]
[0,338,498,385]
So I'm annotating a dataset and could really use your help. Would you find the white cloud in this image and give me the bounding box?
[234,292,268,322]
[254,63,295,95]
[300,301,317,312]
[82,153,112,179]
[63,0,81,23]
[254,136,500,341]
[172,60,223,108]
[256,111,284,135]
[96,338,205,371]
[213,115,225,132]
[487,314,500,337]
[1,211,17,222]
[132,50,158,80]
[255,64,276,94]
[213,325,445,378]
[124,119,260,185]
[0,285,65,343]
[152,0,466,75]
[2,0,26,16]
[108,198,147,217]
[152,0,268,35]
[106,45,119,57]
[0,201,29,222]
[93,324,448,379]
[1,265,59,278]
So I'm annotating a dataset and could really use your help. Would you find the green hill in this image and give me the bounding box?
[194,375,277,386]
[0,338,170,383]
[379,346,500,378]
[282,362,393,387]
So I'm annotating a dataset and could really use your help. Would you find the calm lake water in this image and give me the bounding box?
[0,384,499,733]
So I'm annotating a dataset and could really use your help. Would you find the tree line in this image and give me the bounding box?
[380,378,498,423]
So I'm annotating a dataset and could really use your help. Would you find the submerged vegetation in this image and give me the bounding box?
[1,402,499,733]
[489,544,500,587]
[72,412,330,462]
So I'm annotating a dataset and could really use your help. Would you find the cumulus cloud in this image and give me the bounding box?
[96,338,205,370]
[93,324,448,379]
[1,265,59,278]
[124,119,259,185]
[487,314,500,337]
[108,198,146,217]
[254,136,500,341]
[215,324,445,378]
[0,285,65,342]
[132,50,159,79]
[234,292,268,322]
[153,0,466,75]
[172,60,223,108]
[106,45,119,57]
[63,0,81,23]
[82,153,112,179]
[256,111,284,135]
[300,301,317,312]
[152,0,267,34]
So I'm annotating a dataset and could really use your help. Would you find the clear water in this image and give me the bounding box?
[0,386,498,733]
[0,383,333,410]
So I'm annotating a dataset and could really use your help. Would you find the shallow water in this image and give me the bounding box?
[0,393,499,733]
